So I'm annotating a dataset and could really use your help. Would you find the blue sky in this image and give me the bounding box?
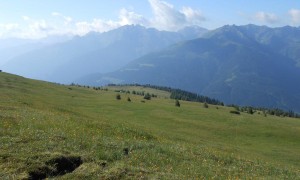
[0,0,299,39]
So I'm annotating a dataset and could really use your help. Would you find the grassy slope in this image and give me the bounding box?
[0,72,299,179]
[106,85,171,98]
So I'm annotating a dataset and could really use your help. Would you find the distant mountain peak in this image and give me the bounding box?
[4,24,204,84]
[203,24,254,45]
[178,25,207,31]
[177,25,208,40]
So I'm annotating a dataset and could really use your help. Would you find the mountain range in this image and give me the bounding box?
[2,25,207,83]
[2,24,300,112]
[0,36,72,66]
[76,25,300,112]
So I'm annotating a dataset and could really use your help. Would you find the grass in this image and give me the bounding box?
[106,85,171,98]
[0,72,300,179]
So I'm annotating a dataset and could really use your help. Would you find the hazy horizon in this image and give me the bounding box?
[0,0,299,39]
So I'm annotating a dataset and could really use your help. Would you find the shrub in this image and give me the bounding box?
[263,112,267,117]
[230,110,240,115]
[203,102,208,108]
[248,107,254,114]
[144,93,151,100]
[127,97,131,102]
[116,94,121,100]
[175,99,180,107]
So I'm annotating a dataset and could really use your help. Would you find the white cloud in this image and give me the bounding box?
[52,12,73,24]
[289,9,300,25]
[149,0,185,30]
[51,12,61,16]
[30,20,53,32]
[22,16,30,21]
[119,8,148,26]
[181,7,206,24]
[0,0,206,39]
[74,19,119,35]
[0,23,19,31]
[148,0,205,31]
[73,8,149,36]
[0,23,20,38]
[17,20,55,39]
[253,12,279,24]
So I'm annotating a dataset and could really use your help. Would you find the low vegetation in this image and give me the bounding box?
[143,93,152,100]
[102,84,300,118]
[107,83,223,105]
[1,72,300,179]
[116,94,121,100]
[175,99,180,107]
[203,102,209,108]
[228,104,300,118]
[229,110,240,115]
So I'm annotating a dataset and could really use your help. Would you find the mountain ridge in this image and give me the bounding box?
[76,24,300,112]
[3,25,208,83]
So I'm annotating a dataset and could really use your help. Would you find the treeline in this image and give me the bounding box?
[70,83,108,91]
[108,83,224,105]
[108,83,173,92]
[111,84,300,119]
[170,89,224,105]
[228,105,300,118]
[113,89,158,99]
[72,83,300,119]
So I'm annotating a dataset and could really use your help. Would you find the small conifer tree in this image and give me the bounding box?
[203,102,208,108]
[175,99,180,107]
[116,94,121,100]
[144,93,151,100]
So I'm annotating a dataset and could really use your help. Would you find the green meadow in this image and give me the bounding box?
[0,72,299,179]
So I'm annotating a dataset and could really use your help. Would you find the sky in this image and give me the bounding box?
[0,0,300,39]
